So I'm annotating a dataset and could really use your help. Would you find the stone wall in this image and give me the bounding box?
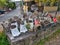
[2,23,60,45]
[44,6,58,12]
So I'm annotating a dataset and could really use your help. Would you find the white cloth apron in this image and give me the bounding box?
[20,24,27,33]
[30,23,33,29]
[29,18,33,29]
[10,27,20,37]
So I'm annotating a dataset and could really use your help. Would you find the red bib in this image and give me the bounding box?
[53,18,57,23]
[34,19,40,25]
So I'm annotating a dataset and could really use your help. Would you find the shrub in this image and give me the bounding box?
[0,33,10,45]
[8,2,16,10]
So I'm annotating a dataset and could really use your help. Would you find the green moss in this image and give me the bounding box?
[39,39,45,45]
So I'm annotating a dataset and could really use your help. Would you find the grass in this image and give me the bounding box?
[0,32,10,45]
[38,29,60,45]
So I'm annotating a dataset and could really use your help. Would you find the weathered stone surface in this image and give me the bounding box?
[2,23,60,45]
[0,24,3,33]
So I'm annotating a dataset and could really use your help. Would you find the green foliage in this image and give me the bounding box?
[58,1,60,11]
[42,0,47,5]
[0,0,16,10]
[39,39,45,45]
[0,33,10,45]
[0,0,8,8]
[8,2,16,10]
[26,23,30,30]
[38,0,58,6]
[50,0,57,6]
